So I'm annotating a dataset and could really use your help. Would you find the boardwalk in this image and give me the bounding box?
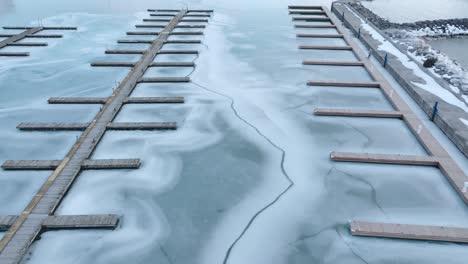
[0,8,210,263]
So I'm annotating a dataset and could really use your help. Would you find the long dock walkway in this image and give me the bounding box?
[0,26,76,56]
[0,8,210,263]
[289,5,468,244]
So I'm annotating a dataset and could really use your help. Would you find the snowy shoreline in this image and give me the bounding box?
[350,2,468,97]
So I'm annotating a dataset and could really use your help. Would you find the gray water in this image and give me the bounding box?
[1,0,468,263]
[428,37,468,69]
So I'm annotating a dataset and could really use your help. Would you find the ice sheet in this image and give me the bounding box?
[1,1,467,264]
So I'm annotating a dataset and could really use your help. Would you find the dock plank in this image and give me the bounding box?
[124,97,185,104]
[307,81,380,88]
[17,122,88,131]
[330,152,439,166]
[295,24,336,28]
[288,6,323,10]
[1,160,61,170]
[48,97,108,104]
[297,33,343,38]
[351,221,468,243]
[81,159,141,169]
[43,215,119,230]
[314,108,403,118]
[107,122,177,130]
[138,77,190,83]
[150,62,195,67]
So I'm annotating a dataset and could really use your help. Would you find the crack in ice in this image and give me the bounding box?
[192,81,294,264]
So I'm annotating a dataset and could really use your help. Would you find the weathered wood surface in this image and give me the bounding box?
[2,160,61,170]
[288,5,323,10]
[174,25,206,29]
[1,215,119,230]
[127,31,160,35]
[81,159,141,169]
[6,42,48,47]
[307,81,380,88]
[151,62,195,67]
[107,122,177,130]
[170,31,204,35]
[92,62,195,67]
[314,108,403,118]
[180,19,209,22]
[351,221,468,243]
[139,77,191,83]
[2,26,77,30]
[299,45,352,50]
[289,11,326,15]
[158,50,199,54]
[91,62,136,67]
[0,34,63,38]
[48,97,108,104]
[105,49,145,54]
[165,40,202,44]
[117,40,153,44]
[43,215,120,230]
[0,10,191,263]
[297,33,343,38]
[17,122,88,131]
[303,60,364,66]
[295,24,336,28]
[124,97,185,104]
[184,14,211,17]
[2,159,141,170]
[330,152,439,166]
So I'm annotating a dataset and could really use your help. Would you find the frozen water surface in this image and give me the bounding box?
[0,0,467,263]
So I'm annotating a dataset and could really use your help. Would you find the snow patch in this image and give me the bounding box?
[360,23,468,113]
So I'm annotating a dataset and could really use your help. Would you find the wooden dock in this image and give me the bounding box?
[2,159,141,170]
[0,26,75,57]
[0,215,119,231]
[297,33,343,38]
[0,8,206,263]
[107,122,177,130]
[139,77,191,83]
[289,5,468,245]
[351,221,468,244]
[17,122,88,131]
[330,152,439,166]
[313,108,403,118]
[306,81,380,88]
[293,17,331,22]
